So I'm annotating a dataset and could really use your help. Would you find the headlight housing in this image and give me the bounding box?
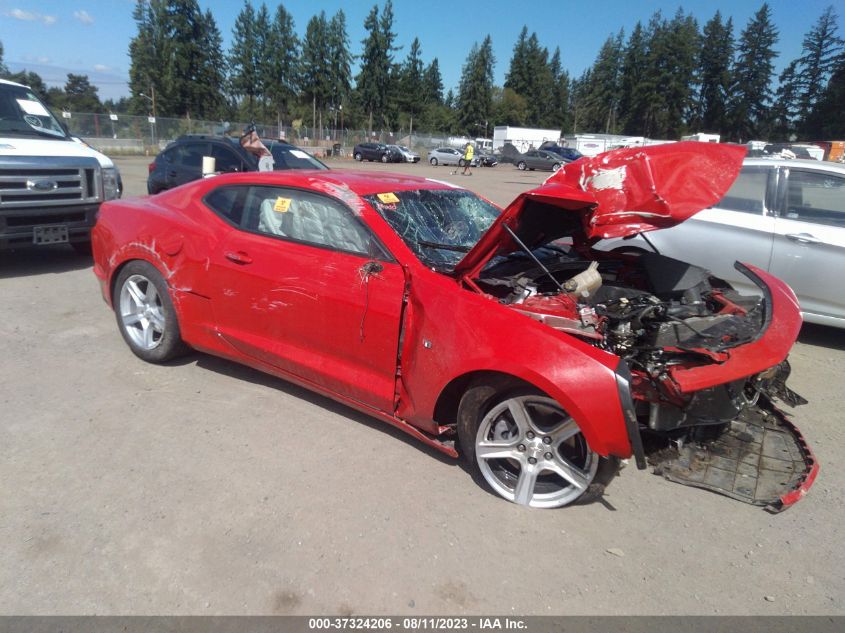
[102,167,120,200]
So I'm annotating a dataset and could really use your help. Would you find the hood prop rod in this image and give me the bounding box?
[502,223,567,294]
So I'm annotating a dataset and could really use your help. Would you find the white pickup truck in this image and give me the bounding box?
[0,78,121,253]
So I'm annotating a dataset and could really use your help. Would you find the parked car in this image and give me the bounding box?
[147,134,327,194]
[92,143,816,510]
[428,147,479,167]
[515,149,564,172]
[389,144,421,163]
[476,150,498,167]
[540,144,584,163]
[352,142,402,163]
[600,156,845,329]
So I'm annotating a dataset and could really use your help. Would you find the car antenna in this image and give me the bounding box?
[501,223,567,294]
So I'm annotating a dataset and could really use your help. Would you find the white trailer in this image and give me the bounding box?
[493,126,561,153]
[562,135,608,157]
[681,132,721,143]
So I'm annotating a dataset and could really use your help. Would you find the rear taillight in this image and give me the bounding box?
[148,162,156,174]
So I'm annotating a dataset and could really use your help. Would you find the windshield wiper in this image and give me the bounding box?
[417,240,470,253]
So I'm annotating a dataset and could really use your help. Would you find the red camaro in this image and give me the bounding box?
[92,142,818,510]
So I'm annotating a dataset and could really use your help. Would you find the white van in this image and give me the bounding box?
[0,78,121,253]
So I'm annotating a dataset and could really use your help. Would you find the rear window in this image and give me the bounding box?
[268,144,328,170]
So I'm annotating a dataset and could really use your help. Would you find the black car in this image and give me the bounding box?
[475,151,498,167]
[352,142,402,163]
[539,144,583,163]
[147,134,328,194]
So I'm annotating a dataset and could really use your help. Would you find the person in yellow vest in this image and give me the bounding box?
[452,142,474,176]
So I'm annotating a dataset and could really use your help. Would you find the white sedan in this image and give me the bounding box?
[600,157,845,328]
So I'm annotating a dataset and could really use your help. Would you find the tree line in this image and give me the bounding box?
[1,1,843,141]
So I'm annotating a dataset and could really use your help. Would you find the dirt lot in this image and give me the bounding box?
[1,156,843,615]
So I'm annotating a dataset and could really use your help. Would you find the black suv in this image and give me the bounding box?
[352,142,402,163]
[147,134,328,194]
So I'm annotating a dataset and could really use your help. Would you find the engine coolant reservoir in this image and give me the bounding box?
[564,261,601,298]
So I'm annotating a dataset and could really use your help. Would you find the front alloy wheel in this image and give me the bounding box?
[113,261,187,363]
[459,388,615,508]
[517,161,527,170]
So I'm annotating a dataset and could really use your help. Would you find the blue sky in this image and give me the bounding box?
[2,0,843,101]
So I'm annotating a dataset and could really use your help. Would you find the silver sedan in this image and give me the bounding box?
[428,147,476,167]
[600,157,845,328]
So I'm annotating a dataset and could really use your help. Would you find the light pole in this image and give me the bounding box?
[139,87,157,148]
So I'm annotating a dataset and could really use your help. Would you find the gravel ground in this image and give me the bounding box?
[0,156,843,615]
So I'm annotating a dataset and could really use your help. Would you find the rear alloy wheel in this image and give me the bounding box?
[113,261,187,363]
[354,152,363,161]
[517,161,527,170]
[430,157,438,166]
[459,387,618,508]
[552,163,561,172]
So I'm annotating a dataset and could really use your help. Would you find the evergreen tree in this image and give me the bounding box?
[195,9,228,119]
[795,6,843,136]
[811,51,845,137]
[729,3,779,141]
[0,40,9,77]
[492,87,527,126]
[659,10,700,138]
[63,74,101,112]
[771,60,801,139]
[327,10,353,111]
[128,0,169,115]
[697,12,734,133]
[456,35,495,135]
[423,59,444,105]
[301,12,330,129]
[398,38,425,124]
[355,2,397,131]
[504,27,531,96]
[581,30,624,133]
[265,3,300,125]
[548,48,571,131]
[228,1,262,120]
[618,22,649,135]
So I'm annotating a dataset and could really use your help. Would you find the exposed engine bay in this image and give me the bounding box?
[472,245,815,509]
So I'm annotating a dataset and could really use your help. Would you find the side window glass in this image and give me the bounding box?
[785,171,845,227]
[210,145,242,173]
[205,186,247,225]
[717,167,769,214]
[173,143,205,169]
[242,186,380,256]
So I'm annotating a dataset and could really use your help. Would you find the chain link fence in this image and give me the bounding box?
[61,111,473,158]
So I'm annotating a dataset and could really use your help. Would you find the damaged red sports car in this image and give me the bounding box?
[92,142,818,510]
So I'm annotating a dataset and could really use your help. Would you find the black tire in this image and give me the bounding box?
[457,378,619,507]
[354,152,363,161]
[70,240,92,256]
[517,161,526,170]
[381,154,389,163]
[112,260,188,363]
[430,157,438,166]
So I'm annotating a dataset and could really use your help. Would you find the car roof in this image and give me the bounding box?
[202,169,461,197]
[744,157,845,173]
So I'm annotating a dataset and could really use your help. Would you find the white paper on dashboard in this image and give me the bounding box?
[16,99,51,117]
[290,150,311,159]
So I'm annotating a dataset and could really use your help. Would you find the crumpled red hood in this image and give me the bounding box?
[453,141,746,278]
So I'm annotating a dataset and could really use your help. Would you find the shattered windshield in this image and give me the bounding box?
[0,84,67,139]
[365,188,500,271]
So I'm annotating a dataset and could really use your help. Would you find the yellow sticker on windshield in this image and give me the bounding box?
[273,197,292,213]
[377,192,400,204]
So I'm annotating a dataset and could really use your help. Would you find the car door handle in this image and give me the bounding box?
[167,170,177,177]
[785,233,821,245]
[224,250,253,265]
